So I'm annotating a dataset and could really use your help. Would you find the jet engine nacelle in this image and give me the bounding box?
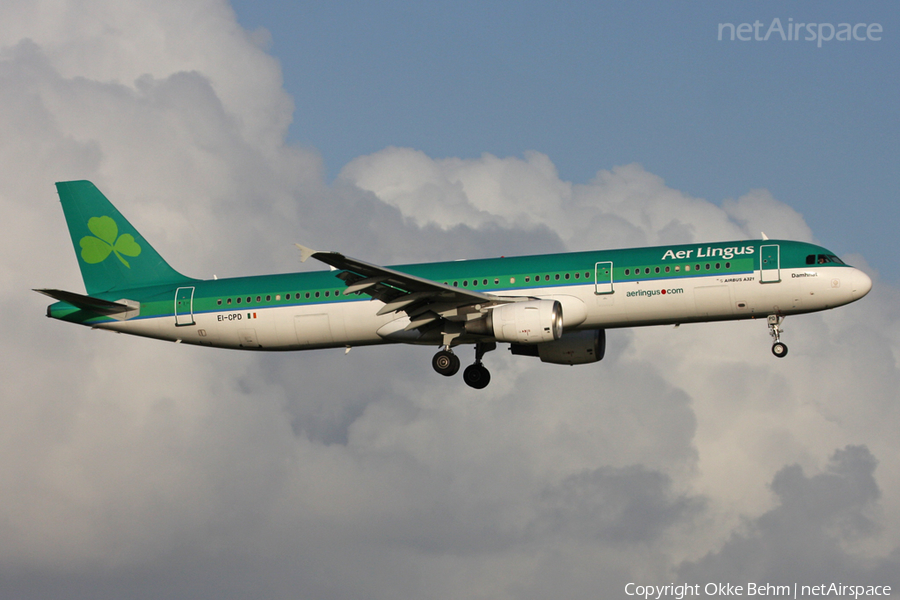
[510,329,606,365]
[467,299,563,344]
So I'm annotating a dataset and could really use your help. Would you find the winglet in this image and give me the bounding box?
[295,243,318,263]
[761,232,769,240]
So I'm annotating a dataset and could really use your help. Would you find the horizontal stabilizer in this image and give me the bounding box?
[35,288,140,320]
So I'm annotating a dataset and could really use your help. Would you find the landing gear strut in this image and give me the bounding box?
[768,314,788,358]
[463,342,496,389]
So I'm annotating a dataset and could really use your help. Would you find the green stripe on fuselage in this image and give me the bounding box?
[51,239,851,325]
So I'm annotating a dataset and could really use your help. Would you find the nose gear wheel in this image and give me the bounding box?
[767,315,788,358]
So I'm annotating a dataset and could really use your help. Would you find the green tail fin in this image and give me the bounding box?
[56,181,195,294]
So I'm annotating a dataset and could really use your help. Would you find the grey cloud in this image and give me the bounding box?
[679,446,900,585]
[536,465,704,544]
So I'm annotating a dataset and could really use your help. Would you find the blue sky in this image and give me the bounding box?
[230,0,899,280]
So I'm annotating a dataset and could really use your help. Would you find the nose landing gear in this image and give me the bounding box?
[768,314,788,358]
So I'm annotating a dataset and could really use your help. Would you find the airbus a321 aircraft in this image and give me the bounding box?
[37,181,872,389]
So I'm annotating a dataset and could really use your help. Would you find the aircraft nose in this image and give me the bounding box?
[851,268,873,298]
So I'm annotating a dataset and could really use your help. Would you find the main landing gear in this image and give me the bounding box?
[768,314,788,358]
[432,342,496,389]
[432,349,460,376]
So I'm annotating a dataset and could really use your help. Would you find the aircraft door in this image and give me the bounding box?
[594,261,614,295]
[175,286,195,326]
[760,245,781,283]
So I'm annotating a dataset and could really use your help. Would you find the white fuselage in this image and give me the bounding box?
[97,264,872,351]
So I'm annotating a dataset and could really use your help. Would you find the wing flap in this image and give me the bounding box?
[296,245,513,337]
[376,291,432,316]
[343,276,389,295]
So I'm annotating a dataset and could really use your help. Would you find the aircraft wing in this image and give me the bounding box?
[297,244,512,331]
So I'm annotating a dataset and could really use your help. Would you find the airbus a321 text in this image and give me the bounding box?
[37,181,872,389]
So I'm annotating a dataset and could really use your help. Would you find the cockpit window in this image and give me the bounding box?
[806,254,845,265]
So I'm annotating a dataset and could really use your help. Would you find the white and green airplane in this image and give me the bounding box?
[37,181,872,389]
